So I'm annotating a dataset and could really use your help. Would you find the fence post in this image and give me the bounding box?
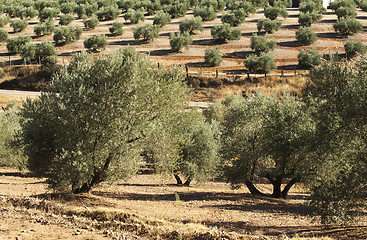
[294,69,297,76]
[157,62,160,68]
[281,70,284,77]
[216,69,218,78]
[9,56,11,66]
[247,72,250,79]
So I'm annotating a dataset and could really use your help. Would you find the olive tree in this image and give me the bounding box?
[344,40,367,58]
[16,47,189,193]
[179,17,203,35]
[245,52,277,73]
[211,23,241,43]
[250,33,276,53]
[298,48,322,68]
[304,56,367,224]
[84,34,108,52]
[169,32,192,52]
[133,24,160,42]
[204,47,222,67]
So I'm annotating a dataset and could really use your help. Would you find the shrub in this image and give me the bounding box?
[298,48,322,68]
[34,18,54,36]
[299,0,325,13]
[0,15,10,27]
[334,17,363,35]
[36,41,57,63]
[164,1,188,18]
[211,23,241,43]
[193,6,216,21]
[38,7,60,22]
[199,0,226,11]
[124,9,145,23]
[7,36,31,54]
[84,34,108,51]
[153,12,171,26]
[221,9,246,27]
[117,0,134,11]
[329,0,355,11]
[61,2,76,14]
[53,26,83,45]
[59,14,74,26]
[0,29,8,44]
[344,40,367,58]
[20,42,36,63]
[169,31,193,52]
[10,19,28,32]
[83,15,99,30]
[245,52,277,73]
[359,0,367,11]
[133,24,160,42]
[335,7,357,19]
[298,12,322,27]
[226,1,256,16]
[204,47,222,67]
[146,1,162,15]
[179,17,203,34]
[251,34,276,53]
[109,21,124,36]
[264,6,288,20]
[96,6,120,21]
[257,18,282,33]
[296,27,317,45]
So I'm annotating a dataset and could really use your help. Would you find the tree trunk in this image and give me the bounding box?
[281,177,300,198]
[183,176,192,186]
[174,174,183,185]
[245,180,266,196]
[266,174,283,198]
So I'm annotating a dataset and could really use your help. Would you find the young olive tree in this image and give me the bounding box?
[59,14,74,26]
[264,6,288,20]
[296,27,317,45]
[10,19,28,32]
[251,33,276,53]
[109,21,124,36]
[84,34,108,52]
[221,9,246,27]
[193,6,216,21]
[53,26,82,45]
[16,47,189,193]
[179,17,203,35]
[169,32,192,52]
[344,40,367,58]
[34,18,54,36]
[0,29,8,45]
[298,48,322,68]
[333,17,363,35]
[153,12,171,27]
[257,18,281,34]
[83,15,100,30]
[211,23,241,43]
[204,47,222,67]
[133,24,160,42]
[124,9,145,23]
[245,52,277,73]
[7,36,31,54]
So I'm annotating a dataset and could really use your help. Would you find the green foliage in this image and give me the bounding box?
[61,2,77,14]
[298,48,322,68]
[53,26,83,45]
[344,40,367,58]
[193,6,216,21]
[296,27,317,45]
[34,18,54,36]
[153,12,171,26]
[38,7,60,22]
[264,6,288,20]
[304,57,367,224]
[145,0,162,15]
[226,0,256,15]
[221,9,246,27]
[109,21,124,36]
[7,36,31,54]
[164,1,188,18]
[59,14,74,26]
[0,105,26,170]
[117,0,134,11]
[84,34,108,51]
[36,41,57,65]
[133,24,160,42]
[299,0,326,13]
[269,0,292,7]
[179,17,203,34]
[245,52,277,73]
[0,29,8,44]
[298,12,322,27]
[335,7,356,19]
[220,92,312,197]
[359,0,367,12]
[124,9,145,23]
[211,23,241,43]
[169,31,192,52]
[83,15,99,30]
[257,18,282,34]
[96,5,120,20]
[199,0,226,11]
[20,42,36,64]
[16,47,189,193]
[333,17,363,35]
[10,19,28,32]
[204,47,222,67]
[329,0,355,10]
[0,15,10,27]
[250,33,276,53]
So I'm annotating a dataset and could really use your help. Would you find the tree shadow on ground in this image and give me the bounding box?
[186,61,205,68]
[109,40,145,46]
[316,32,345,39]
[191,39,220,46]
[277,40,302,47]
[149,49,171,56]
[319,19,337,24]
[282,24,299,30]
[223,50,252,59]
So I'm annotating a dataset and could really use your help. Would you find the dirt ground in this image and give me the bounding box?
[1,167,367,240]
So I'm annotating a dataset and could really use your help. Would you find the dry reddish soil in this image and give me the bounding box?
[1,167,367,240]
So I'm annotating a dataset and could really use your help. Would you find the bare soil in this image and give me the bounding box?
[1,167,367,240]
